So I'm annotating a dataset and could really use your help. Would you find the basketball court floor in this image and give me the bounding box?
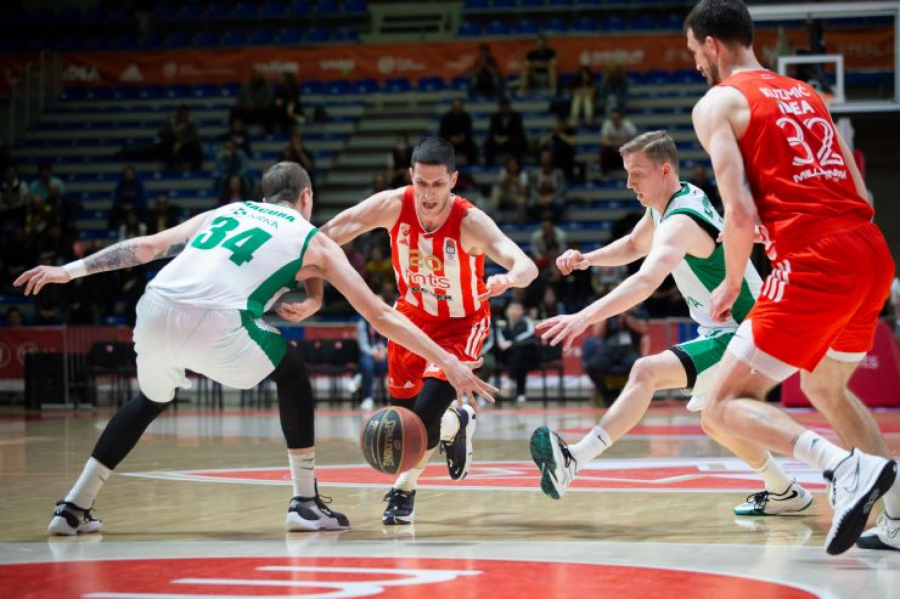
[2,400,899,598]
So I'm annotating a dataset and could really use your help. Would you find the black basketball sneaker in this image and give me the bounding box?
[47,501,103,536]
[382,488,416,525]
[285,485,350,531]
[441,405,476,480]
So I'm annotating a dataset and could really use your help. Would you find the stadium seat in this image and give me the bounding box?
[659,14,683,31]
[233,2,258,19]
[464,0,489,9]
[165,85,192,99]
[458,21,482,37]
[572,17,598,33]
[547,0,571,6]
[109,34,134,50]
[221,30,248,46]
[194,31,219,47]
[515,20,539,35]
[83,37,110,51]
[544,17,568,33]
[205,2,232,20]
[261,0,287,18]
[249,29,275,45]
[306,27,330,43]
[418,77,446,91]
[151,6,177,21]
[58,7,81,24]
[385,77,412,92]
[600,16,625,32]
[520,0,542,6]
[277,27,302,44]
[317,0,341,15]
[345,0,368,13]
[630,15,655,31]
[485,20,510,36]
[136,33,163,50]
[333,28,359,42]
[165,32,191,48]
[289,0,312,14]
[178,5,204,20]
[493,0,515,8]
[301,80,325,95]
[352,78,380,94]
[326,80,352,95]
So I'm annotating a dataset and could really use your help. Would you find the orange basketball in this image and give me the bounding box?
[360,406,427,474]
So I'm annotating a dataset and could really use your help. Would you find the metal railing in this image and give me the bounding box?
[2,51,62,148]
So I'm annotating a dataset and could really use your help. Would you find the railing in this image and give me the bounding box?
[2,51,62,148]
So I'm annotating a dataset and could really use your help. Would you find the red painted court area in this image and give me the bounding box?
[0,557,817,599]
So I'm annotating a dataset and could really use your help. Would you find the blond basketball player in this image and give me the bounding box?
[16,162,495,536]
[318,137,538,525]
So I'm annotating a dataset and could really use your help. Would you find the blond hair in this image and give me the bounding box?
[619,130,679,170]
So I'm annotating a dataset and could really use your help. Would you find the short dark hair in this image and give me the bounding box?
[410,137,456,174]
[261,161,311,203]
[685,0,754,48]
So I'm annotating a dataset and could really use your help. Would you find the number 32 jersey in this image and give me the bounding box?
[148,201,318,317]
[720,70,873,259]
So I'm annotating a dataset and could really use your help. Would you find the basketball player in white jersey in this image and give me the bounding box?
[16,162,496,536]
[531,131,813,516]
[317,137,538,525]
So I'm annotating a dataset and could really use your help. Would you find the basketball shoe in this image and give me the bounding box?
[285,486,350,532]
[382,488,416,525]
[47,501,103,536]
[733,482,814,516]
[530,426,577,500]
[857,512,900,552]
[824,448,897,555]
[441,405,476,480]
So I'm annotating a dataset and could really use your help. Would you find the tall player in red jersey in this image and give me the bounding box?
[685,0,898,555]
[320,137,538,525]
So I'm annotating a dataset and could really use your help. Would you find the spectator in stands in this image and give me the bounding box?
[531,286,565,320]
[118,208,148,241]
[220,174,250,205]
[490,157,529,217]
[214,139,252,198]
[364,242,393,288]
[354,282,394,411]
[1,225,36,291]
[389,133,413,175]
[231,69,275,132]
[530,218,568,271]
[468,44,504,99]
[369,172,390,196]
[540,116,578,180]
[592,264,628,296]
[1,164,29,229]
[496,299,540,403]
[527,150,566,222]
[476,320,499,393]
[343,240,366,276]
[273,71,303,134]
[439,98,478,166]
[599,109,637,176]
[31,299,64,326]
[24,196,55,237]
[484,97,526,166]
[690,163,722,214]
[147,193,181,234]
[569,65,597,125]
[282,133,314,174]
[158,106,204,172]
[35,221,68,265]
[3,306,23,327]
[582,306,648,406]
[112,165,146,226]
[519,34,558,96]
[598,62,629,114]
[221,117,253,156]
[30,162,67,216]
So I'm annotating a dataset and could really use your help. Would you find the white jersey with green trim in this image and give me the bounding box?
[648,182,762,334]
[148,201,317,317]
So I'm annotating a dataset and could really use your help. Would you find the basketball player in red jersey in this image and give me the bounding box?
[319,137,538,525]
[685,0,898,555]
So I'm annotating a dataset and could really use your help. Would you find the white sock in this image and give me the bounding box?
[289,452,316,498]
[568,425,612,466]
[395,466,425,492]
[792,430,849,472]
[65,457,111,509]
[756,453,794,494]
[439,408,460,442]
[882,467,900,518]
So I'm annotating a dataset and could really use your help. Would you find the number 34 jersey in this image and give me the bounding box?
[720,70,873,259]
[148,201,317,317]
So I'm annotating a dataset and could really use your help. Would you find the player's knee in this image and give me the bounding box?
[799,374,841,406]
[628,358,656,387]
[700,409,718,437]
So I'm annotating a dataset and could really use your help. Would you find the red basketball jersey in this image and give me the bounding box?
[719,70,873,259]
[389,186,487,319]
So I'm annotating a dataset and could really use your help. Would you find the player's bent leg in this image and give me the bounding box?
[49,393,170,536]
[531,352,686,500]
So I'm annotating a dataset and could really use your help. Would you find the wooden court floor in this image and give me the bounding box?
[1,400,899,598]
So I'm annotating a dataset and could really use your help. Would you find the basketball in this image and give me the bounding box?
[360,406,427,474]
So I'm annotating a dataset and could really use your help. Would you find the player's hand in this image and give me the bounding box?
[14,265,71,296]
[536,313,589,351]
[275,298,321,323]
[709,282,739,323]
[556,249,591,276]
[443,356,498,407]
[478,273,516,301]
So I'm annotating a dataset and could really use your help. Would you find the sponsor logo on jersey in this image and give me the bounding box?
[398,223,411,246]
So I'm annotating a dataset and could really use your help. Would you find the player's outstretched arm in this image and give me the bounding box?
[693,88,757,322]
[15,211,211,296]
[556,211,654,275]
[462,208,538,300]
[318,189,402,246]
[306,232,498,402]
[538,217,691,350]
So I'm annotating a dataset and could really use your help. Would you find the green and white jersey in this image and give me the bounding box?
[148,201,317,317]
[648,182,762,334]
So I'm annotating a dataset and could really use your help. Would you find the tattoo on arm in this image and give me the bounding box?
[84,240,141,274]
[153,240,187,260]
